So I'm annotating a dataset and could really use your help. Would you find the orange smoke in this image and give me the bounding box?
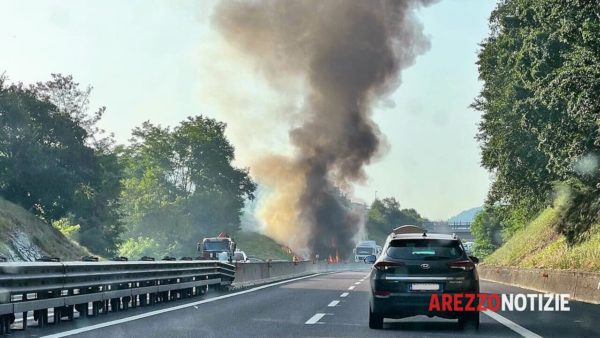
[252,155,309,255]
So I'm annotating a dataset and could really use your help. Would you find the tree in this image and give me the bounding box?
[474,0,600,243]
[119,116,256,257]
[471,206,505,258]
[0,74,123,255]
[366,197,428,244]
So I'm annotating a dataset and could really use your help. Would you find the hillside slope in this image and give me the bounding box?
[0,197,90,261]
[234,231,294,261]
[483,207,600,272]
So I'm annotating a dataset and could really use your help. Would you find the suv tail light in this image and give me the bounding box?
[374,261,405,271]
[373,290,391,298]
[448,260,475,271]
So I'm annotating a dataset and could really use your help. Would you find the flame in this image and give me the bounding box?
[327,249,341,264]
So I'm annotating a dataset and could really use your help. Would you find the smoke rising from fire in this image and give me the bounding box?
[213,0,435,258]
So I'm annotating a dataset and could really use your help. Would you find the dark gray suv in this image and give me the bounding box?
[366,231,480,330]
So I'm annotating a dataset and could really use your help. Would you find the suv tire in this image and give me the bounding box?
[369,306,383,329]
[458,311,480,330]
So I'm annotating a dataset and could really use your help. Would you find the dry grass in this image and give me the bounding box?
[483,207,600,272]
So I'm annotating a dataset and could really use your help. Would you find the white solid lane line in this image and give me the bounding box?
[305,313,326,324]
[327,300,339,307]
[41,273,321,338]
[340,292,349,297]
[348,286,355,290]
[483,311,542,338]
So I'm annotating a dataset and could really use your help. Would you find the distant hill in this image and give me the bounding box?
[448,207,482,223]
[0,197,90,261]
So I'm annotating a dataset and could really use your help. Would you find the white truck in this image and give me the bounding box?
[353,240,382,262]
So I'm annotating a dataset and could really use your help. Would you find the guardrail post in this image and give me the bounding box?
[131,282,138,308]
[67,305,74,321]
[123,283,132,310]
[0,314,12,334]
[21,310,27,330]
[53,306,61,324]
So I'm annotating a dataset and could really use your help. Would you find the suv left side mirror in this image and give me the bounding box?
[363,255,377,264]
[469,256,479,264]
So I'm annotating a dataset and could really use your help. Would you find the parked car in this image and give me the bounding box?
[367,227,480,330]
[233,250,248,262]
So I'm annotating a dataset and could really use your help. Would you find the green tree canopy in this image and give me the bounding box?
[0,74,123,255]
[119,116,256,257]
[474,0,600,243]
[366,197,428,245]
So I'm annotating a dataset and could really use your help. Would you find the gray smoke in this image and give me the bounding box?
[213,0,435,258]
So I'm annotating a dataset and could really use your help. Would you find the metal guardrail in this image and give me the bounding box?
[0,260,235,334]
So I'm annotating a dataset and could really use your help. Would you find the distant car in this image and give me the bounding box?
[233,250,248,262]
[367,229,480,330]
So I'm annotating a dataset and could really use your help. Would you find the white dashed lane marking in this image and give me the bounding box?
[348,286,355,290]
[340,292,349,297]
[354,282,360,285]
[328,300,339,307]
[483,311,542,338]
[305,313,326,325]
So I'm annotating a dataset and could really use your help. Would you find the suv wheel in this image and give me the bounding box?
[369,306,383,329]
[458,311,479,330]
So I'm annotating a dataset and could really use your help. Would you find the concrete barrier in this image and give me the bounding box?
[478,265,600,304]
[231,261,371,289]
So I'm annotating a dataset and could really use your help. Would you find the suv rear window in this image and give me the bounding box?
[386,239,463,260]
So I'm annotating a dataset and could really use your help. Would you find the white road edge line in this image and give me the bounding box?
[305,313,326,324]
[327,300,339,307]
[483,310,542,338]
[340,292,349,297]
[348,286,355,290]
[41,273,321,338]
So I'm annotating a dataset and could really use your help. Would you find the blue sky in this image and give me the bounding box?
[0,0,497,220]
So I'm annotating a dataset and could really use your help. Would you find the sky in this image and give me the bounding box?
[0,0,497,220]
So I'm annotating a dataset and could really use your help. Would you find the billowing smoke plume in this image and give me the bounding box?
[213,0,435,258]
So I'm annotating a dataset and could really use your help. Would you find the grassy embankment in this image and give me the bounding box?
[0,197,90,260]
[483,207,600,272]
[234,231,294,261]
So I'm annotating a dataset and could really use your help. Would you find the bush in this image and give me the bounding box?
[470,207,503,258]
[52,218,80,239]
[117,236,160,259]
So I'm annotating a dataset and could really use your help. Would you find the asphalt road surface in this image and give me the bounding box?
[10,271,599,338]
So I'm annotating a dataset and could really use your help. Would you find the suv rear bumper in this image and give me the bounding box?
[370,291,479,319]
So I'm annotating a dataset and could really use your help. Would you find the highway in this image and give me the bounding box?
[10,270,600,338]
